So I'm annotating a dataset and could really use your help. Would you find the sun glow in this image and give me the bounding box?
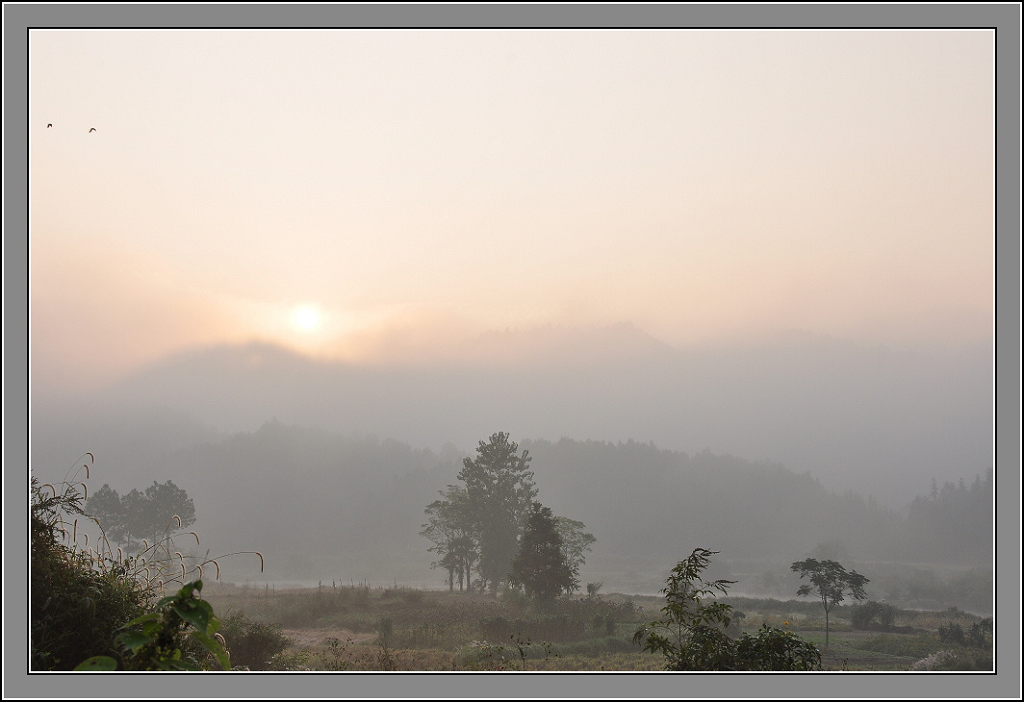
[294,305,320,331]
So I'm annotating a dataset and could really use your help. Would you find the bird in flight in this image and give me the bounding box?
[88,127,96,133]
[47,123,52,128]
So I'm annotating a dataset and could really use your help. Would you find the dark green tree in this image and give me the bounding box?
[633,548,738,670]
[635,548,820,671]
[790,558,869,647]
[457,432,538,593]
[508,502,577,602]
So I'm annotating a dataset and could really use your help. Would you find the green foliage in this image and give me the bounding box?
[791,557,869,647]
[635,549,820,671]
[76,580,229,671]
[87,480,196,549]
[850,600,900,630]
[31,475,152,670]
[219,612,292,670]
[509,502,577,602]
[32,456,257,672]
[734,624,821,671]
[632,548,736,670]
[938,618,991,649]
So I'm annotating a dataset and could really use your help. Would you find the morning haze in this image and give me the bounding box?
[29,29,994,665]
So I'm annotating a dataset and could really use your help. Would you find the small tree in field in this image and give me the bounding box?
[632,548,737,670]
[635,549,820,671]
[790,558,869,648]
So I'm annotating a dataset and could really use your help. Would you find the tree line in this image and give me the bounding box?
[81,422,990,588]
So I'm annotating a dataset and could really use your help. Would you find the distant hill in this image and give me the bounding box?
[34,324,992,508]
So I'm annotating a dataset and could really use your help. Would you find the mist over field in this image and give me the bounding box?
[30,323,994,608]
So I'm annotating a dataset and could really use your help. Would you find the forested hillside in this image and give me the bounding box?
[68,423,991,605]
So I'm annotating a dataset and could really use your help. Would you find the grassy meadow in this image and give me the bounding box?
[201,582,993,672]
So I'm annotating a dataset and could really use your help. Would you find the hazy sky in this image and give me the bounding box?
[29,30,993,390]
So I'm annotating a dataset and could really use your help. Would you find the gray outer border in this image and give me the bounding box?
[5,3,1019,699]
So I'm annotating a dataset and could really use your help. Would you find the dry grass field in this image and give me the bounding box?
[200,582,992,672]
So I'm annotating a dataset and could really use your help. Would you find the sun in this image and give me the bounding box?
[293,305,320,331]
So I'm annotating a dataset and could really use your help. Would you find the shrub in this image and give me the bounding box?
[938,622,966,645]
[31,477,152,670]
[33,461,258,671]
[220,612,291,670]
[634,548,820,671]
[851,601,900,630]
[77,579,230,671]
[966,618,992,648]
[734,625,821,671]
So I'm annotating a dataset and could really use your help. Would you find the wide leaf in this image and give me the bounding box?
[173,603,210,633]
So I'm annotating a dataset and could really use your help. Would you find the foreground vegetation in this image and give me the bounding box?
[31,465,258,671]
[31,447,992,673]
[201,580,993,671]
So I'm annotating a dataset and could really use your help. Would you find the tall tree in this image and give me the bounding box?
[85,484,128,545]
[457,432,538,593]
[554,516,595,589]
[790,558,869,647]
[420,485,477,591]
[509,502,576,602]
[87,480,196,550]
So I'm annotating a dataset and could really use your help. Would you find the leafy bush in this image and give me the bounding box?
[936,618,992,650]
[32,459,259,672]
[851,600,900,630]
[220,612,291,670]
[634,548,820,671]
[31,477,152,670]
[966,618,993,648]
[734,624,821,671]
[77,580,229,671]
[938,621,966,645]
